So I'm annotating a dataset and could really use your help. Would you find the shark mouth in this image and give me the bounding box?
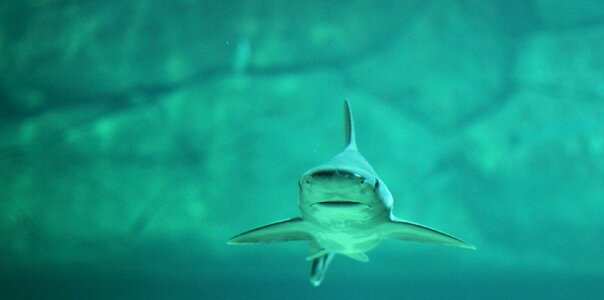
[312,201,370,208]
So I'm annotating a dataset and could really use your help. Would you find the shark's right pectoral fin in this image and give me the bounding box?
[228,217,313,244]
[380,219,476,249]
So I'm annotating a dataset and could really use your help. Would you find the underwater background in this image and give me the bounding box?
[1,0,604,299]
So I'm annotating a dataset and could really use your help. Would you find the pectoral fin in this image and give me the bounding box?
[380,219,475,249]
[228,217,313,244]
[343,252,369,262]
[306,248,328,261]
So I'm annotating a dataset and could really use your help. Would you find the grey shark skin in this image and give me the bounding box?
[228,100,475,286]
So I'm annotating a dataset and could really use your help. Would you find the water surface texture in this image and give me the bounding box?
[1,1,604,299]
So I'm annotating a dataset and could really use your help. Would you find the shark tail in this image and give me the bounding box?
[344,99,357,150]
[310,252,335,287]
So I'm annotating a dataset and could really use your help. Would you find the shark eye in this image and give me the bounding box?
[373,179,380,191]
[299,177,312,189]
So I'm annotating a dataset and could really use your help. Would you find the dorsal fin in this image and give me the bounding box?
[344,99,357,150]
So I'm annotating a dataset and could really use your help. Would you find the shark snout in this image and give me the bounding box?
[310,169,365,181]
[302,169,368,188]
[302,169,379,192]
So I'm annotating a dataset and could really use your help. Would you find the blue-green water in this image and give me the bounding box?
[1,1,604,299]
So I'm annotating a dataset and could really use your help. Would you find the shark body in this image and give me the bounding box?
[229,100,474,286]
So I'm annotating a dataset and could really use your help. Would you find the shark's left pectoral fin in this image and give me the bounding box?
[306,248,328,261]
[343,252,369,262]
[380,219,476,249]
[228,217,313,244]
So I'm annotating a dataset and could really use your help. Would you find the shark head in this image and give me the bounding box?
[298,101,393,221]
[298,148,393,221]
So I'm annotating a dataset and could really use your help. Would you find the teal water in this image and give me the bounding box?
[1,1,604,299]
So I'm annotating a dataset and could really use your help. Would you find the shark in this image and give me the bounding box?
[228,100,475,286]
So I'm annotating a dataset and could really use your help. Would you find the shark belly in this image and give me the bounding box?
[301,204,388,254]
[313,226,381,254]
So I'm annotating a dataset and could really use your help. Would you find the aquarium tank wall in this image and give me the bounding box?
[1,0,603,299]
